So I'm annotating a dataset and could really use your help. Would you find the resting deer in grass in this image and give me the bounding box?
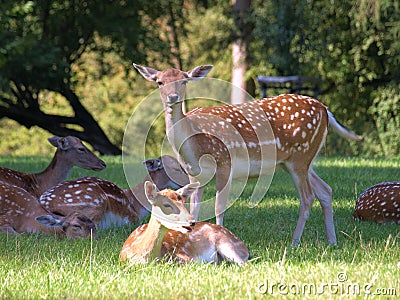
[133,63,363,246]
[39,155,189,229]
[0,182,96,238]
[120,181,249,264]
[353,181,400,224]
[0,136,106,198]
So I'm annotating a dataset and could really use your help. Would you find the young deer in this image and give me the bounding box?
[353,181,400,224]
[120,181,249,264]
[39,155,189,229]
[0,136,106,198]
[133,63,363,246]
[0,182,96,238]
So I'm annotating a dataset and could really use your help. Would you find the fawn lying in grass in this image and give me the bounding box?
[120,181,249,264]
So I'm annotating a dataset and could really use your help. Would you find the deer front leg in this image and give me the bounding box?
[189,175,204,221]
[215,168,232,226]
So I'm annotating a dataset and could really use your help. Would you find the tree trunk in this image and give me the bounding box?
[231,0,252,104]
[0,84,122,155]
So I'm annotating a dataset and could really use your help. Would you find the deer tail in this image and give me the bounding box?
[327,110,363,141]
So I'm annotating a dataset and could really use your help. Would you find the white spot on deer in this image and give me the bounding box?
[307,123,312,129]
[248,142,257,148]
[293,127,301,137]
[276,138,282,149]
[302,131,307,139]
[65,193,72,198]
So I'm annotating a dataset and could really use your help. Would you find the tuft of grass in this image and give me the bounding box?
[0,156,399,299]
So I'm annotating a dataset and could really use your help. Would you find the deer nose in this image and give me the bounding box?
[167,94,180,103]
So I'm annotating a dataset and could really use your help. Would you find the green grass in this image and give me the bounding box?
[0,156,399,299]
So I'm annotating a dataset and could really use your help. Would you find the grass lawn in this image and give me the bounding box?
[0,155,399,299]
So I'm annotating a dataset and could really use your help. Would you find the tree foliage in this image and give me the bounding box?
[0,0,399,157]
[0,0,142,154]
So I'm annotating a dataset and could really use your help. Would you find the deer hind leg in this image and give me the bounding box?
[0,218,18,234]
[215,234,250,265]
[287,166,315,247]
[309,168,336,245]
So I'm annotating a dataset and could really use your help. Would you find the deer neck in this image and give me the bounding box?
[123,175,153,222]
[164,101,201,175]
[33,151,73,195]
[135,216,168,263]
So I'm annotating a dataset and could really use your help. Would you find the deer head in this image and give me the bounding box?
[48,136,106,171]
[144,181,198,233]
[36,212,97,239]
[133,64,213,107]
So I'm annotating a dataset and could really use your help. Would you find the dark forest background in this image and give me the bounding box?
[0,0,399,157]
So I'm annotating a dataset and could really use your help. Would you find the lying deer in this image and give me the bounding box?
[0,182,96,238]
[0,136,106,198]
[133,63,363,246]
[120,181,250,264]
[39,155,189,229]
[353,181,400,224]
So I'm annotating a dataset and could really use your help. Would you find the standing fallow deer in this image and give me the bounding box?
[120,181,250,264]
[39,155,189,229]
[0,136,106,198]
[353,181,400,224]
[0,182,97,238]
[133,63,363,246]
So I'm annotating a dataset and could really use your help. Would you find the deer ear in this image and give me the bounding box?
[133,63,159,82]
[57,137,71,150]
[36,215,63,228]
[177,182,200,200]
[186,65,213,81]
[144,181,158,203]
[143,158,163,172]
[48,136,61,148]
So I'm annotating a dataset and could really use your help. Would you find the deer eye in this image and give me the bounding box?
[77,147,86,153]
[156,80,164,86]
[73,224,82,229]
